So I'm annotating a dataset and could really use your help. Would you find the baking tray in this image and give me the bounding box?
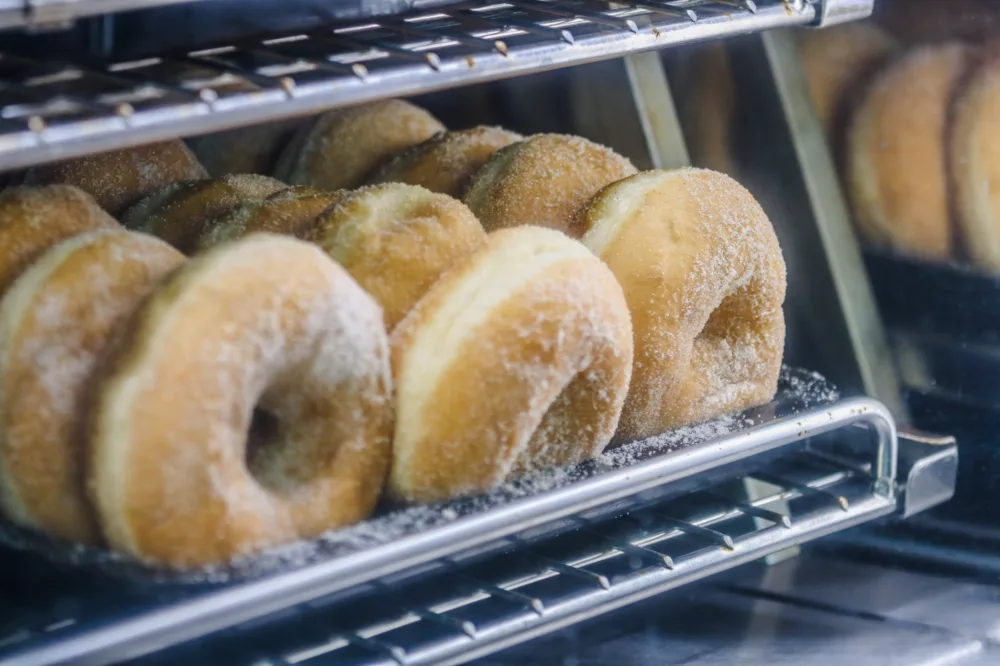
[864,248,1000,345]
[0,366,846,585]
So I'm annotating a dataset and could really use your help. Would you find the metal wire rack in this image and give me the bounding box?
[0,391,958,666]
[0,0,818,170]
[125,449,896,666]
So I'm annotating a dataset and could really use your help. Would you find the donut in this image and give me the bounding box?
[390,226,632,502]
[188,118,305,177]
[89,234,393,566]
[307,183,486,330]
[369,126,523,198]
[951,53,1000,272]
[275,100,445,191]
[194,188,344,251]
[463,134,637,237]
[0,186,120,298]
[580,168,786,440]
[0,230,183,543]
[23,141,207,216]
[798,23,896,140]
[122,174,286,252]
[847,43,971,260]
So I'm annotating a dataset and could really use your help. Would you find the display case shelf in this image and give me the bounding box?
[0,0,820,171]
[0,379,958,666]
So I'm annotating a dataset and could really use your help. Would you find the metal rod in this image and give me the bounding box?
[525,552,612,590]
[509,0,639,32]
[705,491,792,528]
[657,516,736,550]
[751,471,851,511]
[344,633,406,664]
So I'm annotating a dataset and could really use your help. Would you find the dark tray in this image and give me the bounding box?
[864,248,1000,345]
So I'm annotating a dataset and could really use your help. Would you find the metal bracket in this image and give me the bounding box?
[813,0,875,27]
[895,428,959,518]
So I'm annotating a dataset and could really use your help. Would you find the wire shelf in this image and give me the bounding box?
[127,449,896,666]
[0,0,816,171]
[0,385,951,666]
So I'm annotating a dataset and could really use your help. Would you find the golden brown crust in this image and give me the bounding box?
[23,141,208,216]
[307,183,487,330]
[798,22,897,139]
[0,185,121,298]
[88,234,393,566]
[580,168,786,440]
[275,100,445,191]
[389,226,632,502]
[194,189,345,251]
[188,118,305,177]
[368,126,523,198]
[0,230,183,543]
[123,174,286,253]
[951,52,1000,272]
[847,43,970,259]
[463,134,637,238]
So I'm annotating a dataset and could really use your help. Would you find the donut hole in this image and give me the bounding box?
[242,380,332,495]
[245,408,281,478]
[689,285,766,409]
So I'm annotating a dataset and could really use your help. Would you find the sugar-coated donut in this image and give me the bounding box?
[89,234,393,566]
[464,134,637,237]
[23,141,207,216]
[189,118,304,177]
[0,230,183,543]
[0,186,120,298]
[951,54,1000,272]
[369,126,523,198]
[847,43,970,259]
[390,226,633,502]
[123,174,286,252]
[798,23,896,139]
[275,100,445,191]
[307,183,486,330]
[581,168,786,440]
[194,187,344,251]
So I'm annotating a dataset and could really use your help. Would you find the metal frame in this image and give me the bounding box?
[265,456,896,666]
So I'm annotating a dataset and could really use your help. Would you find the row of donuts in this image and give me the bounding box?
[0,102,786,567]
[796,22,1000,273]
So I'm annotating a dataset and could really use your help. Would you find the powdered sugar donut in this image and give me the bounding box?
[0,230,183,543]
[581,168,786,440]
[369,126,523,197]
[0,185,120,298]
[464,134,637,237]
[194,187,344,251]
[124,174,286,252]
[308,183,486,330]
[951,53,1000,272]
[847,43,971,259]
[275,99,445,191]
[89,234,393,566]
[390,226,633,502]
[798,22,896,140]
[23,141,207,216]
